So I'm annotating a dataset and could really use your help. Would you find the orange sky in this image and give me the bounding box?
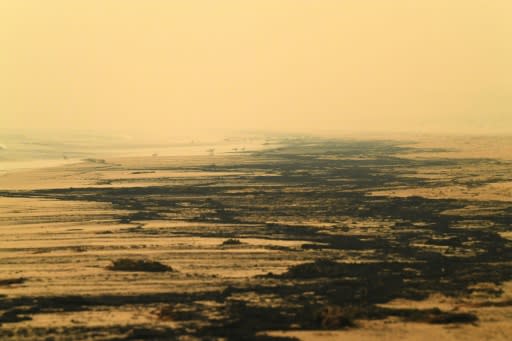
[1,1,511,136]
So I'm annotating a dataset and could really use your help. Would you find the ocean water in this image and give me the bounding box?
[0,131,269,173]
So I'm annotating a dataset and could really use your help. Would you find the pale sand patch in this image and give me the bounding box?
[371,182,512,202]
[441,205,508,217]
[378,293,462,311]
[265,320,511,341]
[396,135,512,161]
[499,232,512,241]
[17,306,176,328]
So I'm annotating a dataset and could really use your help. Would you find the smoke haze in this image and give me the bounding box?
[1,1,511,137]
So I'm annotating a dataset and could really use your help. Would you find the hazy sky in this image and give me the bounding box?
[1,1,511,136]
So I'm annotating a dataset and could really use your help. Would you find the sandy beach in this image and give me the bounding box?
[0,136,511,340]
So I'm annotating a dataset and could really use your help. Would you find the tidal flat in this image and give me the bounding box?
[0,136,511,340]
